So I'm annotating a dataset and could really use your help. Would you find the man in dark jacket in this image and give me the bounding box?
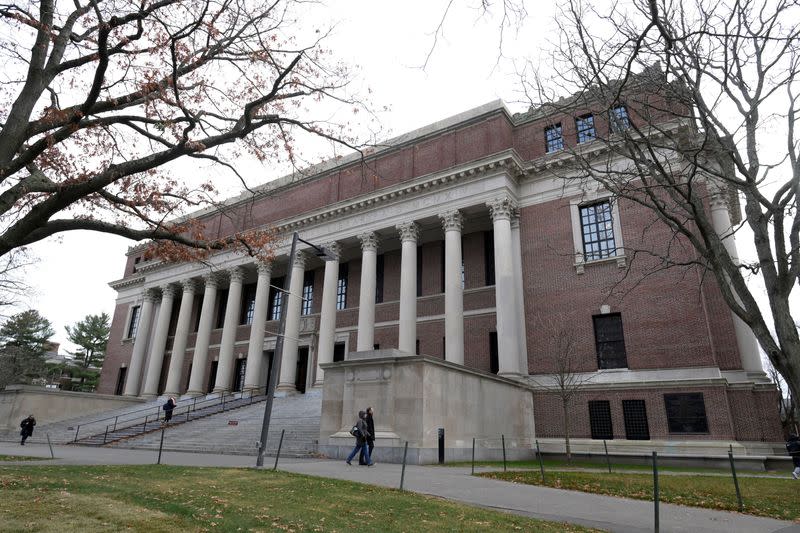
[359,407,375,465]
[787,434,800,479]
[163,397,176,424]
[345,411,373,466]
[19,414,35,445]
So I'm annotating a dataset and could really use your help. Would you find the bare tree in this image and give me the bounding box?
[516,0,800,409]
[0,0,369,263]
[530,316,597,463]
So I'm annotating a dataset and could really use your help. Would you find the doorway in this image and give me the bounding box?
[115,367,127,395]
[233,358,247,392]
[207,361,218,393]
[295,346,309,393]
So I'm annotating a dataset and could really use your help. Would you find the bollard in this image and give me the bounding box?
[273,429,285,471]
[157,428,165,465]
[45,433,55,459]
[400,441,409,490]
[502,434,507,472]
[728,450,744,512]
[603,440,612,473]
[471,437,476,475]
[438,428,445,464]
[652,451,659,533]
[536,439,546,483]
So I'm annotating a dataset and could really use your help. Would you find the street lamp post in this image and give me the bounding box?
[256,231,332,467]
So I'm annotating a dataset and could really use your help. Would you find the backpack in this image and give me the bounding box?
[349,425,362,438]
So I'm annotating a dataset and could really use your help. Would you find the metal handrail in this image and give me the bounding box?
[75,386,268,443]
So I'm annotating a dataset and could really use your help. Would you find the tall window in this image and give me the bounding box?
[241,284,256,325]
[576,114,596,143]
[545,123,563,153]
[375,254,384,304]
[489,332,499,374]
[610,105,630,132]
[484,231,495,285]
[268,277,285,321]
[336,263,348,310]
[622,400,650,440]
[416,246,423,297]
[593,313,627,369]
[664,393,709,433]
[589,401,614,439]
[301,271,314,315]
[127,305,141,338]
[216,289,229,328]
[580,201,616,261]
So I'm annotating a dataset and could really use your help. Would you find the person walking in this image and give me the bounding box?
[787,433,800,479]
[345,410,373,466]
[359,406,375,465]
[163,397,176,424]
[19,414,36,445]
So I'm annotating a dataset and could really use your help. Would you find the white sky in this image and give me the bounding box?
[23,1,557,352]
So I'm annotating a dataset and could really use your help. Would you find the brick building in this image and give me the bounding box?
[98,98,783,451]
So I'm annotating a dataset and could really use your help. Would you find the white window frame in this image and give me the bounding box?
[570,192,626,273]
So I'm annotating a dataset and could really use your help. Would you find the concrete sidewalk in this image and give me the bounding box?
[1,443,798,533]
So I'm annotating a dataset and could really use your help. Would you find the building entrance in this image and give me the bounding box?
[296,346,309,393]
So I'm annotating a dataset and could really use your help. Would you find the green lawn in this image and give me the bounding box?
[0,465,599,532]
[480,470,799,522]
[448,459,783,476]
[0,454,46,461]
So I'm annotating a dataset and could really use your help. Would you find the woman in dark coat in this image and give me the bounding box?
[20,414,35,445]
[359,407,375,465]
[163,397,176,423]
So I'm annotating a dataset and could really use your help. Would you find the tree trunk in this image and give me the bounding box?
[562,399,571,464]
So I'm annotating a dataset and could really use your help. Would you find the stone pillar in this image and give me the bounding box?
[315,242,340,385]
[356,232,379,351]
[511,213,529,376]
[243,262,272,392]
[186,274,219,396]
[397,222,419,355]
[488,196,521,376]
[213,266,245,393]
[141,285,177,398]
[278,251,308,392]
[440,211,464,364]
[124,289,157,397]
[710,195,763,373]
[163,279,196,396]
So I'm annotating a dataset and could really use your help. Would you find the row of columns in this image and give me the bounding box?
[124,195,529,398]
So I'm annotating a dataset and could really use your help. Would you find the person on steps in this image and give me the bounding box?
[163,397,176,424]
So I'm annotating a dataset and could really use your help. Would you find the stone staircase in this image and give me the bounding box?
[107,391,322,456]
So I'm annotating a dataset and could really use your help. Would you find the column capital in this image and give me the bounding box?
[439,210,463,232]
[257,260,273,277]
[228,266,245,283]
[142,288,159,303]
[359,232,380,252]
[203,272,220,289]
[396,221,420,242]
[322,241,341,260]
[181,279,197,293]
[292,250,309,269]
[160,284,177,299]
[487,196,518,222]
[709,194,729,212]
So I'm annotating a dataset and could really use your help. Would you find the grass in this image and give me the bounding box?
[479,470,800,522]
[0,455,46,462]
[0,465,600,532]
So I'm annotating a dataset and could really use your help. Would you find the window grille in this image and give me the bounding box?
[593,313,628,369]
[268,277,285,321]
[580,201,616,261]
[622,400,650,440]
[216,289,228,328]
[610,105,631,132]
[301,271,314,315]
[664,393,709,433]
[336,263,348,310]
[589,400,613,439]
[545,123,563,152]
[127,305,141,338]
[241,285,256,325]
[576,114,596,143]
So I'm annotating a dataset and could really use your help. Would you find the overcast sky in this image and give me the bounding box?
[22,1,557,352]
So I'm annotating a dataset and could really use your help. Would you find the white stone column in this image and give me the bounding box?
[397,222,419,355]
[511,214,529,376]
[315,243,340,385]
[213,266,245,393]
[356,232,379,351]
[440,211,464,364]
[278,251,308,392]
[163,280,196,396]
[186,274,219,396]
[243,262,272,392]
[488,196,521,376]
[141,285,177,398]
[124,289,157,397]
[710,195,763,373]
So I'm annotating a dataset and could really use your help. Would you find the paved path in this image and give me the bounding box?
[1,443,798,533]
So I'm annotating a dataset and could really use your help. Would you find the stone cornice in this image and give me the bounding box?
[109,275,145,291]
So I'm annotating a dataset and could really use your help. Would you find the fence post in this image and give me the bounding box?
[400,441,409,490]
[103,425,109,444]
[222,393,226,411]
[143,415,148,433]
[45,433,55,459]
[536,439,546,483]
[273,429,285,471]
[728,449,744,512]
[502,434,507,472]
[603,439,612,473]
[73,425,80,443]
[157,428,165,465]
[652,451,659,533]
[471,437,476,475]
[113,416,118,432]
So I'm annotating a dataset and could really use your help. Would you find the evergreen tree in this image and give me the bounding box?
[65,313,111,369]
[0,310,54,389]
